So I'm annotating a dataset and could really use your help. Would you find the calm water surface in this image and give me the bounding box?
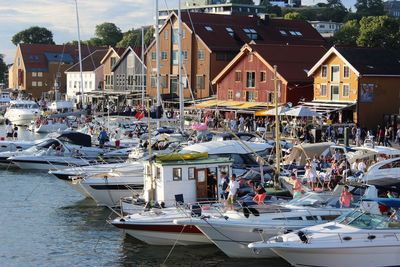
[0,126,290,266]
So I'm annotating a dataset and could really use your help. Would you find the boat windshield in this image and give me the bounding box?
[288,193,327,207]
[10,103,39,109]
[336,210,400,229]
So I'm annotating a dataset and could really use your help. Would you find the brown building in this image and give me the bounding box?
[9,44,104,99]
[145,12,327,102]
[212,43,327,105]
[307,46,400,130]
[100,47,125,91]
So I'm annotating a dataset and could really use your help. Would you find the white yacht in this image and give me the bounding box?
[4,100,40,126]
[249,198,400,267]
[361,157,400,186]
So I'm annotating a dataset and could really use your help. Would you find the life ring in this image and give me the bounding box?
[166,111,173,118]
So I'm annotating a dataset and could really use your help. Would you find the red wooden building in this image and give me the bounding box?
[212,43,327,105]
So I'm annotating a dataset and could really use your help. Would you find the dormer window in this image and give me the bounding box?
[226,27,234,37]
[279,30,287,36]
[205,26,213,32]
[243,28,257,40]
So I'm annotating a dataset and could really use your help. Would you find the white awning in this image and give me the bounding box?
[299,101,356,114]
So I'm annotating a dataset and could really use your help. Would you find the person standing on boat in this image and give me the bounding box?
[12,125,18,140]
[220,171,229,200]
[226,174,239,210]
[5,122,13,140]
[340,185,353,208]
[98,127,108,148]
[292,172,303,199]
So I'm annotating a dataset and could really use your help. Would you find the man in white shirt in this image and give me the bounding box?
[226,174,239,210]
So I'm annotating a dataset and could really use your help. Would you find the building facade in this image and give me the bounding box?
[309,21,342,38]
[307,46,400,129]
[100,47,125,91]
[213,43,327,105]
[146,12,327,102]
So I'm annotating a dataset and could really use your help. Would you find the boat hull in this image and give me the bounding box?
[11,158,89,170]
[113,222,210,246]
[271,246,400,267]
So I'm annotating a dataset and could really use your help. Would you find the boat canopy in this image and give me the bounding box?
[363,198,400,209]
[284,142,334,166]
[57,132,92,147]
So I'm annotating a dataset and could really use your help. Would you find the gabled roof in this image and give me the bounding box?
[213,43,327,84]
[19,43,106,72]
[111,46,146,71]
[65,49,108,72]
[100,47,126,64]
[146,12,326,54]
[308,46,400,77]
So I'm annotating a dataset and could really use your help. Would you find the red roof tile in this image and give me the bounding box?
[180,13,327,52]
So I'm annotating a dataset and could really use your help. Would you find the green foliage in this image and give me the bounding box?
[284,12,306,20]
[11,26,55,46]
[95,22,123,46]
[117,26,154,48]
[355,0,385,17]
[283,5,348,22]
[268,5,282,17]
[332,19,360,46]
[0,54,7,84]
[357,16,400,49]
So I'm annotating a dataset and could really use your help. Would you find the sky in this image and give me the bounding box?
[0,0,356,64]
[0,0,180,63]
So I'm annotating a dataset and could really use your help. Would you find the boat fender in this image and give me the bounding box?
[297,231,309,244]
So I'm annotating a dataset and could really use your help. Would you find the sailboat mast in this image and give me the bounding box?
[141,27,145,108]
[178,0,184,132]
[74,0,84,108]
[273,65,281,187]
[155,0,161,107]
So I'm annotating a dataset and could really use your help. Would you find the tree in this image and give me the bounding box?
[0,54,7,85]
[11,26,55,46]
[355,0,385,17]
[95,22,123,46]
[357,16,400,49]
[144,27,155,47]
[284,12,306,20]
[117,28,141,48]
[332,20,360,46]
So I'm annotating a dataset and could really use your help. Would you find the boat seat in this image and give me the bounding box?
[175,194,184,205]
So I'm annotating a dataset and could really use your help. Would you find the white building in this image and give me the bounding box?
[308,21,342,38]
[65,49,108,104]
[301,0,327,6]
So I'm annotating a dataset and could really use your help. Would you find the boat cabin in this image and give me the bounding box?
[143,155,233,206]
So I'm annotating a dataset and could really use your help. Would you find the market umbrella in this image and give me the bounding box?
[282,106,322,117]
[260,106,290,116]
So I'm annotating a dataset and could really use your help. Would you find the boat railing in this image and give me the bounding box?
[174,200,225,219]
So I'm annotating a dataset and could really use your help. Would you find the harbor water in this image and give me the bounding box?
[0,126,289,266]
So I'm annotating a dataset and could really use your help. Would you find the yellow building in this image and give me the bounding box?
[306,46,400,130]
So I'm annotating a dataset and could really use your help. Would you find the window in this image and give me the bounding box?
[160,75,168,88]
[331,65,340,82]
[246,91,255,102]
[182,50,188,60]
[188,167,195,180]
[260,71,266,82]
[170,76,178,93]
[17,58,21,67]
[32,72,37,77]
[331,85,340,101]
[111,57,117,68]
[173,168,182,181]
[226,27,234,37]
[320,84,327,96]
[197,50,205,60]
[151,75,156,88]
[156,167,161,179]
[228,90,233,100]
[164,30,168,40]
[268,92,274,102]
[196,75,205,89]
[343,84,350,97]
[172,50,178,65]
[69,81,72,88]
[248,53,253,62]
[89,81,92,88]
[321,65,327,78]
[151,52,156,61]
[32,81,37,87]
[38,72,43,77]
[172,29,178,44]
[235,71,241,82]
[182,29,186,39]
[161,51,167,60]
[205,26,213,32]
[243,28,257,40]
[85,81,88,89]
[279,30,287,36]
[343,65,350,78]
[246,71,255,88]
[37,81,42,87]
